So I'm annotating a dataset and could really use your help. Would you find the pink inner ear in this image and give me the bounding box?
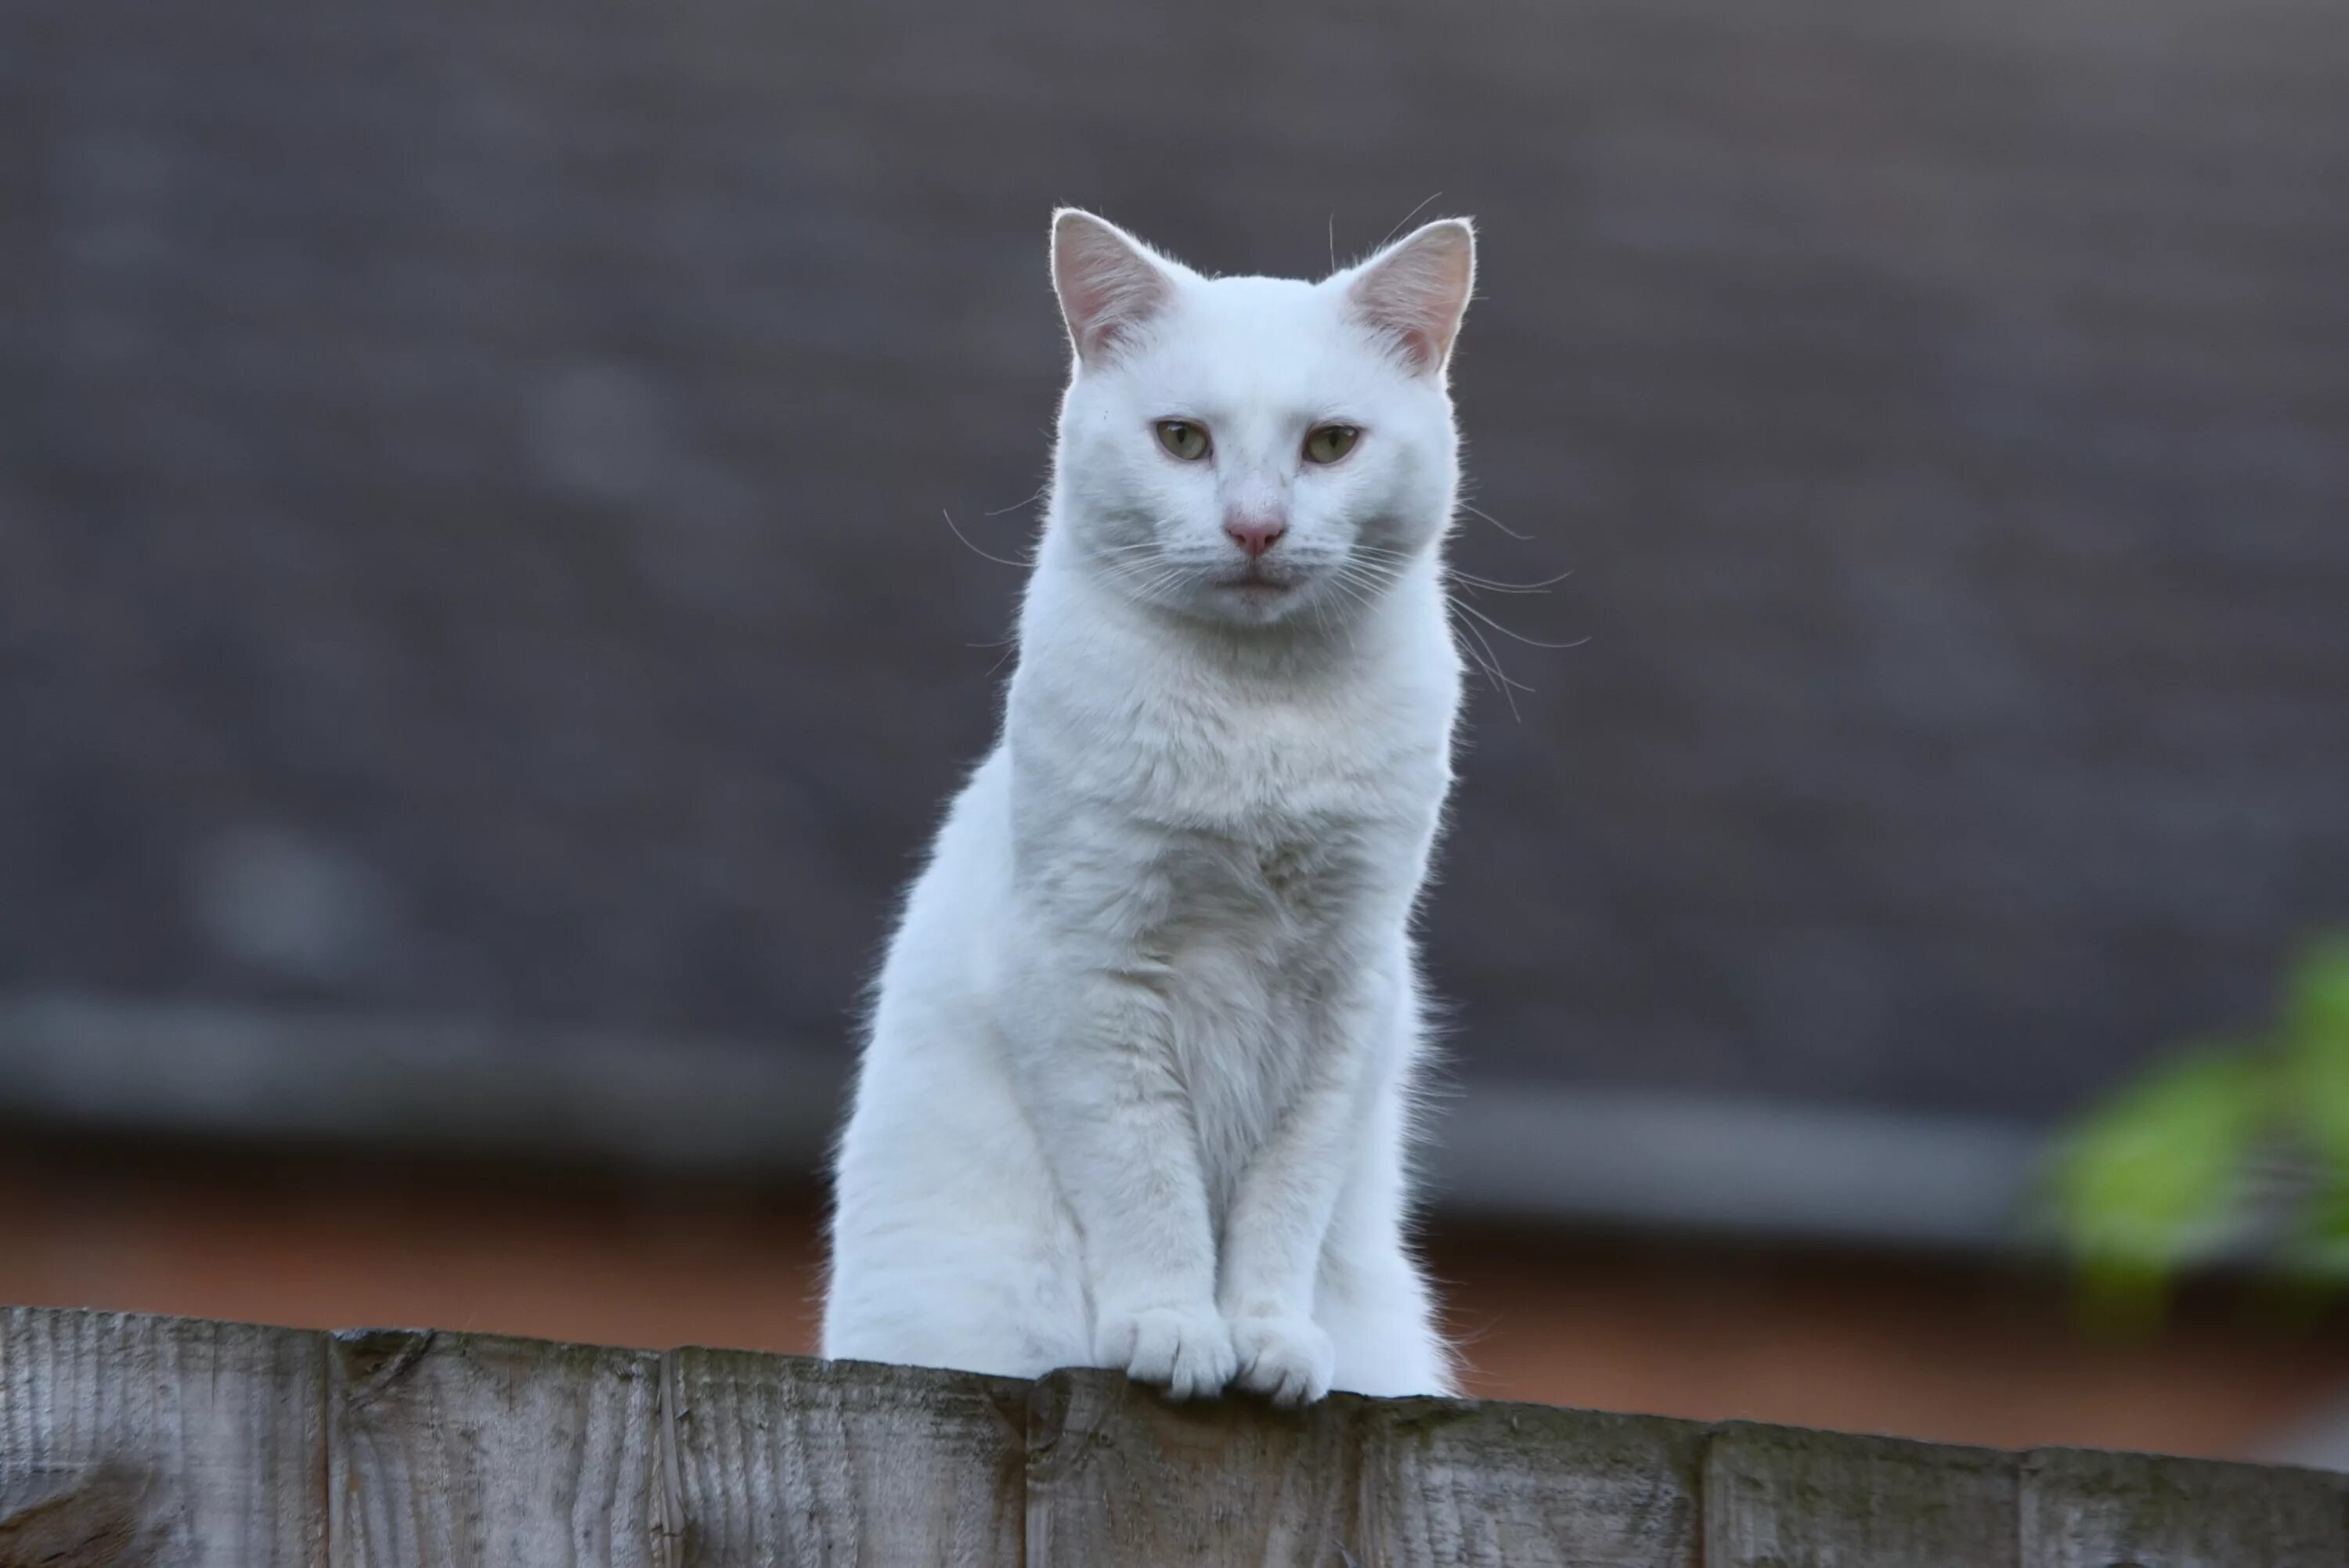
[1055,216,1172,362]
[1347,223,1474,375]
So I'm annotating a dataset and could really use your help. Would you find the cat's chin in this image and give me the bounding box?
[1190,575,1319,629]
[1214,578,1297,607]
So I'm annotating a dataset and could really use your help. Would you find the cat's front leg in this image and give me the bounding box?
[1004,964,1237,1400]
[1218,965,1404,1406]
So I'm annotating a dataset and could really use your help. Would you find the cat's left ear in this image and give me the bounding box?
[1052,209,1182,368]
[1340,218,1476,377]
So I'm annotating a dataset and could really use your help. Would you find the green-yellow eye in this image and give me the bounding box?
[1154,420,1211,461]
[1304,424,1360,464]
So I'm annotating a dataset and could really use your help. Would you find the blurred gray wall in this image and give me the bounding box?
[2,0,2344,1133]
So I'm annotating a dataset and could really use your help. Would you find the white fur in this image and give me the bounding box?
[821,211,1476,1404]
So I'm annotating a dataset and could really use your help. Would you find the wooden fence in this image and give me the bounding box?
[2,1306,2343,1566]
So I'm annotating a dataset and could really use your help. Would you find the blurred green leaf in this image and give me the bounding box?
[2283,934,2349,1166]
[2059,1047,2272,1238]
[2279,1184,2349,1288]
[2285,933,2349,1044]
[2056,1044,2274,1323]
[2061,935,2349,1331]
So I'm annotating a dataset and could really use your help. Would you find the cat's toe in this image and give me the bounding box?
[1096,1305,1236,1400]
[1230,1314,1336,1407]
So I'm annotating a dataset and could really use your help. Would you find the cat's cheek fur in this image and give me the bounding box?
[823,213,1474,1403]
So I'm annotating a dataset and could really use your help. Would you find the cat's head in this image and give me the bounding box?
[1046,210,1474,629]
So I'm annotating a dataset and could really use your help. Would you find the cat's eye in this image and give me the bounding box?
[1304,424,1361,464]
[1154,420,1211,461]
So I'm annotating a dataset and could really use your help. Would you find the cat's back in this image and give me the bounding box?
[863,744,1017,1041]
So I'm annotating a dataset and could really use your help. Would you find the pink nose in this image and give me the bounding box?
[1224,517,1287,558]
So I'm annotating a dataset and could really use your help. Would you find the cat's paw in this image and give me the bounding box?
[1230,1314,1336,1407]
[1095,1304,1237,1400]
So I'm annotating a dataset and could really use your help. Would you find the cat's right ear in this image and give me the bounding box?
[1052,210,1178,367]
[1341,218,1476,377]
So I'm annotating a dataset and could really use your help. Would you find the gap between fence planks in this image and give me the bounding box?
[2,1306,2343,1566]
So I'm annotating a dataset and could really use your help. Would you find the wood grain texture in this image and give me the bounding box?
[7,1307,2346,1566]
[1026,1370,1701,1567]
[328,1327,662,1568]
[666,1350,1026,1568]
[1705,1422,2020,1568]
[2020,1446,2349,1568]
[0,1305,326,1568]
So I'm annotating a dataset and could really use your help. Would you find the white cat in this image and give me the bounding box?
[821,209,1475,1405]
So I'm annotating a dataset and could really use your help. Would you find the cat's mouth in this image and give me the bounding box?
[1212,569,1297,597]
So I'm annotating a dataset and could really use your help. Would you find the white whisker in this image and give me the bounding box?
[984,487,1048,518]
[1373,190,1444,254]
[1459,502,1531,541]
[1447,604,1528,722]
[943,508,1028,568]
[1451,566,1573,597]
[1451,599,1589,651]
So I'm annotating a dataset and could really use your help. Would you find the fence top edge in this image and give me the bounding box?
[6,1303,2341,1487]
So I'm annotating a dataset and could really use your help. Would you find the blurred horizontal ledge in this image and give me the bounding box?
[0,991,2048,1251]
[0,991,845,1173]
[2264,1391,2349,1473]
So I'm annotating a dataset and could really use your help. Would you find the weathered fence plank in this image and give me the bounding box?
[3,1305,2341,1567]
[2020,1447,2349,1568]
[0,1306,326,1568]
[327,1327,663,1568]
[1025,1371,1702,1566]
[1350,1397,1702,1567]
[668,1350,1026,1568]
[1705,1423,2021,1567]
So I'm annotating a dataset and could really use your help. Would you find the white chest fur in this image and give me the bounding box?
[1000,552,1459,1213]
